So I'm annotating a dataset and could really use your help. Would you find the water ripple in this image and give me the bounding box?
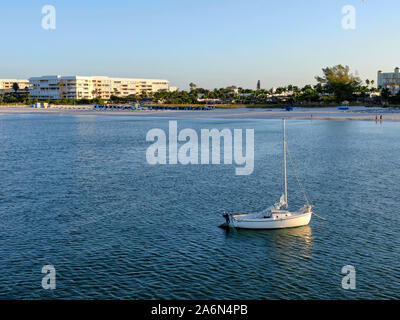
[0,116,399,299]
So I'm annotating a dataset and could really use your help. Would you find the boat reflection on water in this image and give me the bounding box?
[223,225,314,260]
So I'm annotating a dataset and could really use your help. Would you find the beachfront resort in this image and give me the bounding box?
[1,75,178,100]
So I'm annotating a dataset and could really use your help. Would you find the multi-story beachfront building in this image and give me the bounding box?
[29,75,173,100]
[0,79,30,93]
[378,67,400,95]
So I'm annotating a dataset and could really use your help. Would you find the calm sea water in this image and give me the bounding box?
[0,114,399,299]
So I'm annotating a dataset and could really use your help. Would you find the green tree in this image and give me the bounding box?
[189,82,197,92]
[12,82,19,93]
[315,65,362,102]
[380,87,391,100]
[370,80,375,90]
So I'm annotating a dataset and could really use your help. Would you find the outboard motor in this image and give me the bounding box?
[223,212,230,225]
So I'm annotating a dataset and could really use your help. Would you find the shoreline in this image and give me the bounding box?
[1,105,400,121]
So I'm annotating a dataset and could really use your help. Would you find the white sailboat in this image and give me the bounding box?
[222,119,313,230]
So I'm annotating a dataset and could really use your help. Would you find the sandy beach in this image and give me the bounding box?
[1,105,400,121]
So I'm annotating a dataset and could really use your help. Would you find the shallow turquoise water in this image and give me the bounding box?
[0,114,399,299]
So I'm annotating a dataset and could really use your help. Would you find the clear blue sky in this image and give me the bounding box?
[1,0,399,89]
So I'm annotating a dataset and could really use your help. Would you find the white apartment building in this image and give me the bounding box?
[378,67,400,95]
[29,75,173,100]
[0,79,30,93]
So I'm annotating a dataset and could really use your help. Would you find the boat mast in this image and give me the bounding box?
[283,119,288,207]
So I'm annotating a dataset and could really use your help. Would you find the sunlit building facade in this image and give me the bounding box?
[29,75,172,100]
[0,79,30,93]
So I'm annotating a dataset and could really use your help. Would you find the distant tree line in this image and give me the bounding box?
[140,65,388,105]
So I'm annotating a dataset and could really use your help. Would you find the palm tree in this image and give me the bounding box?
[380,86,390,98]
[365,79,370,87]
[58,81,65,99]
[189,82,197,91]
[91,89,99,98]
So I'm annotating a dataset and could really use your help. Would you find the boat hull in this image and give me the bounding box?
[226,212,312,230]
